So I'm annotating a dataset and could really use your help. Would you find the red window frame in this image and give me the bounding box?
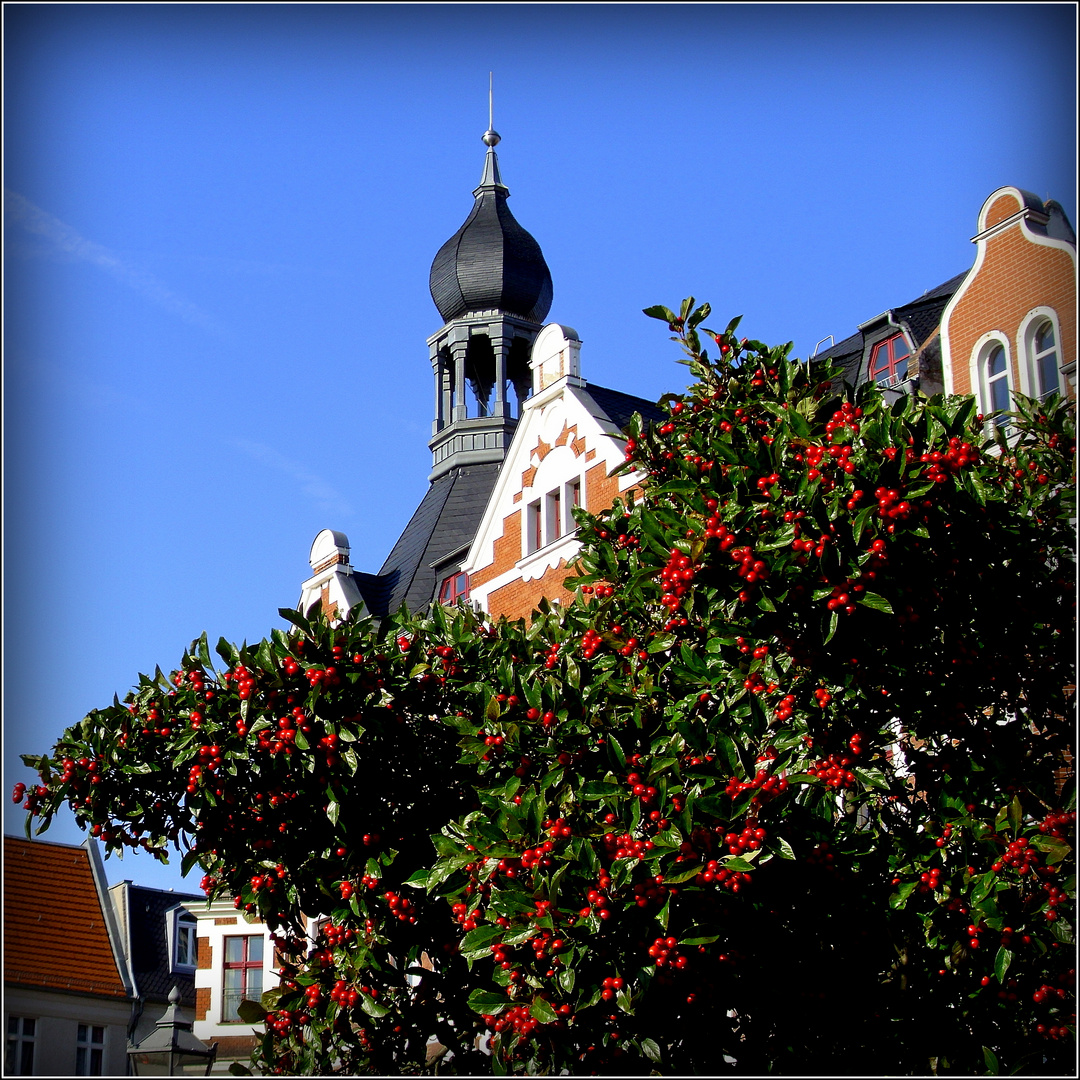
[439,571,470,605]
[222,935,263,1022]
[869,333,911,385]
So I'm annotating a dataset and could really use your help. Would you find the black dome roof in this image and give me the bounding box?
[429,142,553,325]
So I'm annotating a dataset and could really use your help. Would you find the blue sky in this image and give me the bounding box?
[4,3,1076,892]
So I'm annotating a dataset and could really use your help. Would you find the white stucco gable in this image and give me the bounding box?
[463,325,650,614]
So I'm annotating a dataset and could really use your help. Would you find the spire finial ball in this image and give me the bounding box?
[482,129,501,147]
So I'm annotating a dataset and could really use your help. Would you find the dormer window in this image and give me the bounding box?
[439,571,470,605]
[869,333,911,387]
[166,906,197,972]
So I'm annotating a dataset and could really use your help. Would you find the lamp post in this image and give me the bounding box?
[127,986,217,1075]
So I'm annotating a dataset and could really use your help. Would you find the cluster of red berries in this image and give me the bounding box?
[724,823,766,855]
[918,437,978,482]
[604,832,653,861]
[802,443,857,489]
[728,544,767,586]
[992,837,1040,875]
[482,1003,543,1037]
[755,471,782,498]
[186,745,224,793]
[742,671,779,696]
[451,902,481,932]
[647,936,687,969]
[875,487,913,526]
[580,871,613,919]
[824,401,861,440]
[586,582,616,599]
[305,665,341,689]
[521,839,557,872]
[807,752,856,789]
[695,861,753,893]
[330,979,361,1008]
[543,642,561,670]
[321,923,354,946]
[1039,809,1075,838]
[626,771,658,805]
[580,628,604,658]
[659,547,696,612]
[1043,883,1067,922]
[723,767,788,804]
[600,975,625,1001]
[225,664,257,700]
[528,928,566,965]
[934,822,955,848]
[823,578,866,615]
[383,891,416,923]
[1033,982,1068,1005]
[916,867,944,894]
[267,1009,304,1034]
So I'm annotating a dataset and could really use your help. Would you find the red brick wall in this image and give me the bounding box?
[946,222,1075,399]
[480,456,642,623]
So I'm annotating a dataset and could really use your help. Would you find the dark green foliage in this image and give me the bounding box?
[20,304,1076,1074]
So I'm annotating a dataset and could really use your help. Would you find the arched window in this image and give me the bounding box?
[1031,320,1060,399]
[982,342,1011,425]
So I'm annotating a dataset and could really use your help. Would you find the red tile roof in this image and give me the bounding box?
[4,836,129,998]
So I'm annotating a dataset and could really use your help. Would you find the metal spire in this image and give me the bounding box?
[477,71,505,191]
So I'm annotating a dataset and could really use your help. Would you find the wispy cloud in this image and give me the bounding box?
[4,188,226,336]
[233,438,354,519]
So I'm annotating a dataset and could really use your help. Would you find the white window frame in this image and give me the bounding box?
[75,1023,105,1076]
[5,1016,35,1076]
[166,904,198,972]
[970,332,1013,433]
[1018,307,1063,401]
[523,474,585,558]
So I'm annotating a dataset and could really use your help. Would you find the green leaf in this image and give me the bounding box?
[467,989,509,1015]
[360,992,390,1018]
[460,925,504,959]
[326,801,340,826]
[993,945,1013,983]
[235,998,267,1023]
[1031,835,1071,865]
[982,1046,1000,1075]
[857,592,894,614]
[641,1038,662,1065]
[530,996,557,1024]
[1008,795,1022,836]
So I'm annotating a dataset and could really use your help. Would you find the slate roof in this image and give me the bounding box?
[429,145,553,325]
[813,270,968,387]
[4,836,129,999]
[350,384,662,620]
[121,883,202,1006]
[584,383,666,429]
[374,462,503,617]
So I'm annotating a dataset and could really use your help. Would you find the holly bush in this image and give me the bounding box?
[20,301,1076,1075]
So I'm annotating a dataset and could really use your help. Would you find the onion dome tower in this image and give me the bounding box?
[427,126,553,479]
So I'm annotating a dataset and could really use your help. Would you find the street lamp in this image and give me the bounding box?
[127,986,218,1075]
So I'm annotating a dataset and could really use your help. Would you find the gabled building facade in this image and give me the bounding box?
[184,896,314,1072]
[3,836,134,1077]
[816,186,1075,417]
[107,880,203,1050]
[301,158,1075,628]
[940,186,1076,410]
[463,323,662,621]
[299,128,664,626]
